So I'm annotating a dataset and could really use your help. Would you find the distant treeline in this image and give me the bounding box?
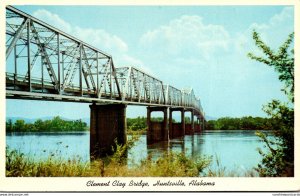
[205,116,278,130]
[128,116,278,131]
[6,116,167,132]
[127,117,192,132]
[6,116,88,132]
[127,116,147,132]
[6,116,276,132]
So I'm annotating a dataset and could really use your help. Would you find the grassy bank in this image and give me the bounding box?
[127,129,147,135]
[6,146,211,177]
[6,146,257,177]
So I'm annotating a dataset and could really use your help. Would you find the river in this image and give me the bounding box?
[6,130,272,176]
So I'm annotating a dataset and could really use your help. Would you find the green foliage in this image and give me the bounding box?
[255,100,294,176]
[205,116,277,130]
[127,116,170,133]
[127,116,147,132]
[108,135,140,165]
[6,147,100,177]
[6,116,88,132]
[248,30,294,177]
[184,117,191,124]
[136,152,212,177]
[6,146,212,177]
[248,31,294,102]
[150,117,164,122]
[6,119,13,132]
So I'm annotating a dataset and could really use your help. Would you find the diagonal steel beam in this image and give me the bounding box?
[62,45,80,89]
[6,6,204,115]
[98,59,110,97]
[6,18,29,59]
[30,23,58,90]
[81,46,96,91]
[110,58,122,100]
[131,70,140,99]
[27,33,56,73]
[6,6,112,59]
[123,66,132,100]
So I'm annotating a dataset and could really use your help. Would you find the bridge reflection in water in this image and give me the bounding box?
[6,6,205,158]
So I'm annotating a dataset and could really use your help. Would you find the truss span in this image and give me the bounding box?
[5,5,204,117]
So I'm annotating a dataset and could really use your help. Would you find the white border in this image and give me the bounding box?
[0,0,299,192]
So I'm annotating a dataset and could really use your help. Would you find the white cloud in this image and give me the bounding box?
[33,9,128,54]
[32,9,153,74]
[33,9,72,33]
[137,7,293,117]
[120,55,152,73]
[73,27,128,53]
[270,7,293,26]
[247,7,293,33]
[236,6,294,52]
[139,15,230,60]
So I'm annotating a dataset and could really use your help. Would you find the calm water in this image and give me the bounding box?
[6,130,272,174]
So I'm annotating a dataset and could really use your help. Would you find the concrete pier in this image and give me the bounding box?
[147,106,168,144]
[194,117,201,133]
[185,109,194,135]
[201,116,205,131]
[169,108,185,139]
[90,103,127,159]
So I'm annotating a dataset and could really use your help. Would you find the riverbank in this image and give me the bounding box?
[6,130,266,176]
[127,129,147,135]
[6,147,257,177]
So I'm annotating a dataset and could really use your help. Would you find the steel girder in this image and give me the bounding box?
[5,6,204,118]
[115,66,165,104]
[6,5,122,99]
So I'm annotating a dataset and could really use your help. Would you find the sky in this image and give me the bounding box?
[5,5,294,119]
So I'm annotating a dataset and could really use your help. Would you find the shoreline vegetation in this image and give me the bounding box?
[6,115,278,133]
[6,116,88,132]
[205,116,278,130]
[5,140,258,177]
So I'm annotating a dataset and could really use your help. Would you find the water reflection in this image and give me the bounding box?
[6,130,272,172]
[141,134,203,159]
[129,130,272,172]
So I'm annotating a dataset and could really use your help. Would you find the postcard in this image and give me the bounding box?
[1,0,299,193]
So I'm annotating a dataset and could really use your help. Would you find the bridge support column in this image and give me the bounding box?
[90,103,127,159]
[185,109,194,135]
[194,117,201,133]
[201,116,205,131]
[169,108,185,139]
[147,106,168,144]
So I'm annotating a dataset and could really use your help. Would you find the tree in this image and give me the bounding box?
[248,30,294,176]
[6,119,13,132]
[204,116,274,130]
[248,31,294,102]
[14,120,26,132]
[6,117,88,132]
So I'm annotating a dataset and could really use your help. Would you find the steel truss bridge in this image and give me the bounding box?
[5,5,204,118]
